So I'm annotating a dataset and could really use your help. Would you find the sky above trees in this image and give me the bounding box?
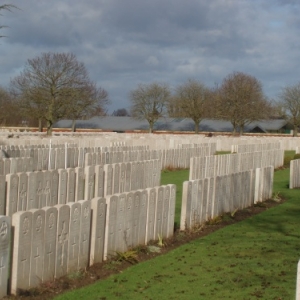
[1,0,300,113]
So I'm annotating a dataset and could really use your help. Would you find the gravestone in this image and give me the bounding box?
[180,181,192,230]
[66,168,76,203]
[67,202,81,272]
[132,191,141,248]
[84,166,95,201]
[104,195,118,259]
[58,169,68,204]
[0,216,10,298]
[27,172,37,210]
[124,192,134,249]
[168,184,176,238]
[125,162,131,192]
[113,164,120,194]
[155,186,164,237]
[162,185,170,238]
[29,209,45,288]
[138,190,148,244]
[90,197,106,265]
[119,163,126,193]
[78,200,91,270]
[115,194,126,252]
[49,170,59,206]
[55,204,70,278]
[104,165,113,197]
[6,173,19,216]
[95,165,104,197]
[75,167,85,201]
[42,206,58,282]
[43,171,51,207]
[11,211,32,295]
[146,188,156,243]
[0,176,6,215]
[297,260,300,300]
[35,171,44,208]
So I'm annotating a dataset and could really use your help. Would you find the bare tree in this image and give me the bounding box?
[130,82,170,133]
[170,79,213,134]
[0,86,21,126]
[217,72,269,135]
[10,52,109,135]
[0,4,18,37]
[64,83,109,132]
[278,82,300,136]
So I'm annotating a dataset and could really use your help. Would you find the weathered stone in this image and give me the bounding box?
[6,173,19,216]
[90,197,106,265]
[104,195,118,259]
[0,216,11,298]
[29,209,45,288]
[11,211,32,295]
[55,204,70,278]
[42,206,58,282]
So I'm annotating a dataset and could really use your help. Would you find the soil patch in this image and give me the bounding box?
[5,198,284,300]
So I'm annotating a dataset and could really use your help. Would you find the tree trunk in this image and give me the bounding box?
[194,122,199,134]
[148,120,154,133]
[46,120,53,136]
[38,118,43,132]
[239,125,244,135]
[72,120,76,132]
[293,125,298,137]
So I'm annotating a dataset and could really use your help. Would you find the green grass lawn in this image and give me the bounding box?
[54,166,300,300]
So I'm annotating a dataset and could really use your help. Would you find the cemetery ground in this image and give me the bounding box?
[5,162,300,299]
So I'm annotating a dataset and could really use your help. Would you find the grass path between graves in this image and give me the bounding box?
[53,167,300,300]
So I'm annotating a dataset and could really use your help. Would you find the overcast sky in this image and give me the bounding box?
[1,0,300,113]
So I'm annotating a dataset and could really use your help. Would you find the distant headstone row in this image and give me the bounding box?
[231,142,281,153]
[189,150,283,180]
[181,166,274,230]
[0,143,216,174]
[0,185,176,296]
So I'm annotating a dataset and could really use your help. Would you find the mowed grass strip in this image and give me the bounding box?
[55,168,300,300]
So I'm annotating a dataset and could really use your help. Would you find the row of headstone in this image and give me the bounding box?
[289,159,300,189]
[181,166,274,230]
[231,142,281,153]
[2,160,161,216]
[104,185,176,259]
[2,184,176,296]
[189,149,283,180]
[0,143,214,172]
[10,201,90,294]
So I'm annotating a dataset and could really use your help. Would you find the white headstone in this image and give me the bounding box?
[55,204,70,278]
[78,200,91,270]
[95,165,104,198]
[0,216,11,298]
[58,169,68,204]
[124,192,134,249]
[0,176,6,215]
[104,195,118,260]
[75,167,85,201]
[84,166,95,201]
[90,197,106,265]
[42,206,58,282]
[6,173,19,216]
[11,211,32,295]
[29,209,45,287]
[67,202,81,272]
[67,168,76,203]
